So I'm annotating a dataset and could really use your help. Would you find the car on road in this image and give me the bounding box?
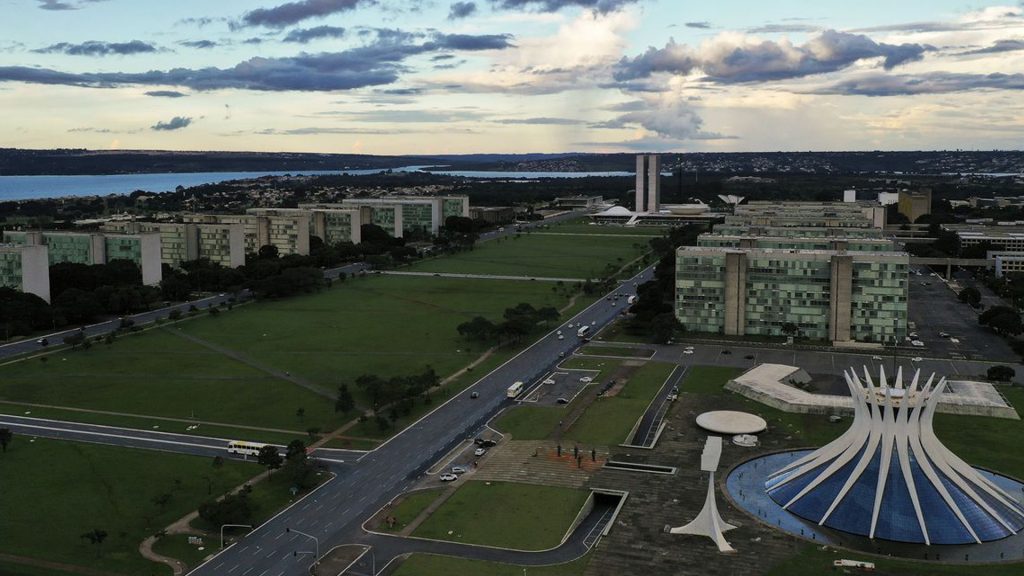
[470,391,479,399]
[682,349,694,355]
[556,397,569,404]
[939,331,950,338]
[579,376,593,383]
[558,334,564,340]
[451,466,467,474]
[949,337,960,344]
[474,438,497,448]
[439,473,459,482]
[912,357,923,362]
[872,355,883,361]
[911,340,925,347]
[474,448,487,457]
[744,354,754,360]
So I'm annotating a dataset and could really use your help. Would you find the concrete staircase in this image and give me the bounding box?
[473,440,609,489]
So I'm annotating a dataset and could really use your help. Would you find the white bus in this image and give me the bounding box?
[507,381,524,398]
[576,325,591,338]
[227,440,267,457]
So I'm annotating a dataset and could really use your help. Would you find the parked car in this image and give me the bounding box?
[682,349,694,355]
[579,376,593,383]
[451,466,468,475]
[474,438,497,448]
[439,473,458,482]
[912,357,923,362]
[871,355,883,361]
[556,397,569,404]
[474,448,487,457]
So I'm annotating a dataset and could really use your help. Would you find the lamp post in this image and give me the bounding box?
[287,527,319,574]
[219,524,252,548]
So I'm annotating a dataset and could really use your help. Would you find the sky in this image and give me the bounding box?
[1,0,1023,155]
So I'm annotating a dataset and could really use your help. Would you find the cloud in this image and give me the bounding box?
[176,17,221,27]
[960,38,1024,55]
[449,1,477,19]
[238,0,370,29]
[0,32,514,92]
[747,23,821,34]
[144,90,188,98]
[33,40,158,56]
[495,116,583,124]
[614,30,932,84]
[283,25,347,43]
[253,125,479,135]
[685,22,711,29]
[179,40,218,49]
[488,0,640,13]
[811,71,1024,96]
[151,116,193,131]
[36,0,106,10]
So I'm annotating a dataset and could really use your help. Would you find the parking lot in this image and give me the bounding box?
[907,269,1017,362]
[522,367,600,406]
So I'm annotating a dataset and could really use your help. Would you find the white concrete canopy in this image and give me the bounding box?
[696,411,767,435]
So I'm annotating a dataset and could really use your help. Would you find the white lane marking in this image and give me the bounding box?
[2,421,228,451]
[228,565,239,573]
[274,532,285,540]
[243,568,254,575]
[266,551,276,559]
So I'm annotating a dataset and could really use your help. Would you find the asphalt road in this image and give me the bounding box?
[0,259,651,576]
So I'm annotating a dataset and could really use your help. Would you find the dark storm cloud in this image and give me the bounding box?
[448,1,477,19]
[377,87,423,95]
[488,0,639,13]
[33,40,158,56]
[0,32,514,92]
[145,90,188,98]
[614,30,931,83]
[431,54,456,61]
[812,72,1024,96]
[960,39,1024,55]
[238,0,370,29]
[283,25,347,43]
[151,116,192,131]
[37,0,106,10]
[684,22,711,29]
[180,40,218,49]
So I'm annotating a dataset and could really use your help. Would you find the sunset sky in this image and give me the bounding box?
[1,0,1023,154]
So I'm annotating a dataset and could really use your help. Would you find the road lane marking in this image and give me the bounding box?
[1,421,228,451]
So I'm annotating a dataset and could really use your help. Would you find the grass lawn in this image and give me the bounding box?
[593,319,651,344]
[565,361,675,446]
[678,366,743,395]
[768,544,1024,576]
[407,233,646,278]
[0,329,343,433]
[934,386,1024,480]
[190,468,329,533]
[578,345,653,358]
[0,438,259,576]
[0,561,82,576]
[178,275,573,407]
[494,401,571,441]
[382,489,444,532]
[412,481,589,550]
[542,221,668,236]
[0,275,573,434]
[393,553,591,576]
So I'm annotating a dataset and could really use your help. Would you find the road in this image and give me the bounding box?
[1,261,652,576]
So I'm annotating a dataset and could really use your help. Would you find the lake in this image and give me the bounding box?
[0,166,634,202]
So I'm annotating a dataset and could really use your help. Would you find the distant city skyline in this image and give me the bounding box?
[1,0,1023,154]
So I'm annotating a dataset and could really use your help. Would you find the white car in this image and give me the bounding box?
[949,337,960,344]
[871,355,883,361]
[439,473,458,482]
[474,448,487,457]
[912,357,923,362]
[566,323,574,329]
[682,349,694,355]
[557,334,564,340]
[911,341,925,347]
[544,378,556,385]
[579,376,593,383]
[557,330,562,335]
[451,466,468,475]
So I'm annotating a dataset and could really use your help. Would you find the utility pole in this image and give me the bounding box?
[287,527,319,575]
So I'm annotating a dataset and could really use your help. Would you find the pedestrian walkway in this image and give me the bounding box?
[379,270,591,283]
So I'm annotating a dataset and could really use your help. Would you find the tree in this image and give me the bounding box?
[781,322,800,337]
[335,383,355,414]
[295,407,305,420]
[257,445,283,475]
[987,365,1016,382]
[958,286,982,307]
[979,306,1023,336]
[0,428,11,453]
[258,244,280,259]
[79,529,108,557]
[62,331,86,348]
[650,313,680,344]
[306,427,320,440]
[198,493,252,526]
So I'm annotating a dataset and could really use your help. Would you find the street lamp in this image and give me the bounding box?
[287,527,319,575]
[219,524,252,548]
